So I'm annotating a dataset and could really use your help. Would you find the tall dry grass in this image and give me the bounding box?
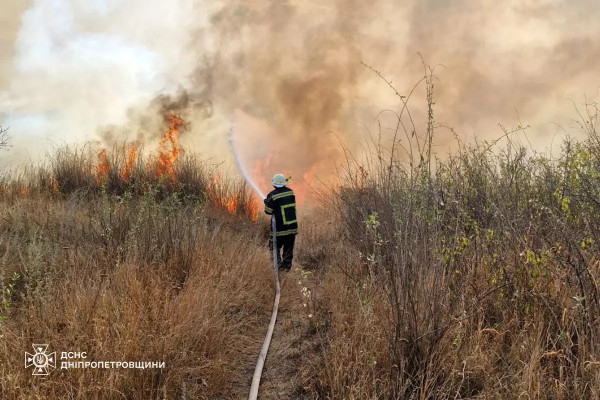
[0,148,272,399]
[297,87,600,398]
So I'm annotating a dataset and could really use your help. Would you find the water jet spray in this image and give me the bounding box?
[228,121,265,200]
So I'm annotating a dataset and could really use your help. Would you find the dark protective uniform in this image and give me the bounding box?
[264,186,298,271]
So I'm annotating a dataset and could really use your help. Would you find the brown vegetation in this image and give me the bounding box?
[296,97,600,398]
[1,96,600,398]
[0,149,270,399]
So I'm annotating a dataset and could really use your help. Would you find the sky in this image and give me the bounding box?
[0,0,599,185]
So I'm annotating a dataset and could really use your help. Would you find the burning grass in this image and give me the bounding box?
[0,140,260,223]
[155,115,184,182]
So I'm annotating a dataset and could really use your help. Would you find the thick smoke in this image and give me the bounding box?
[198,0,373,186]
[1,0,599,187]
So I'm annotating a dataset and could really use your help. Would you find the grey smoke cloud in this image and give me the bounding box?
[1,0,599,183]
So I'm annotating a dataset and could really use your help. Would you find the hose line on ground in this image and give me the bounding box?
[248,215,280,400]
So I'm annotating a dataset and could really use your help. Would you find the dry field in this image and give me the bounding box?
[1,100,600,398]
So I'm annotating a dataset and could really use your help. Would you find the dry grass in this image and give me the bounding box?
[2,96,600,399]
[295,94,600,398]
[0,148,272,399]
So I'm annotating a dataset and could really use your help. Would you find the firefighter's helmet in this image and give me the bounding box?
[272,173,287,188]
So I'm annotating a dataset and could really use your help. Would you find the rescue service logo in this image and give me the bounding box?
[24,343,165,376]
[25,344,56,376]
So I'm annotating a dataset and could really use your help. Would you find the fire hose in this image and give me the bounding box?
[228,122,279,399]
[248,215,280,400]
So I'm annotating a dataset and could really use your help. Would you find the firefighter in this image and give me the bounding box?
[264,173,298,271]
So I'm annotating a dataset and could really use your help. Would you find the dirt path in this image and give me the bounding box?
[258,269,309,399]
[230,264,321,400]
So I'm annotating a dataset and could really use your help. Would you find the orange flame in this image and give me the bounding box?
[222,196,259,221]
[210,174,259,221]
[248,200,259,221]
[121,143,139,181]
[224,198,238,214]
[156,115,184,182]
[96,149,110,184]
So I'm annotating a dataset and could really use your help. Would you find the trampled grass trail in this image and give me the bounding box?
[254,266,321,399]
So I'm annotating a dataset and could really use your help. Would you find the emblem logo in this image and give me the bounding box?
[25,344,56,376]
